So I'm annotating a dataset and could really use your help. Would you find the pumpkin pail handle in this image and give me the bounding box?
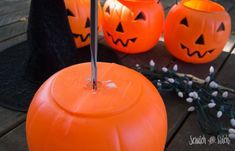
[90,0,98,90]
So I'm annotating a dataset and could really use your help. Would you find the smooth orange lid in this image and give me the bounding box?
[51,62,142,117]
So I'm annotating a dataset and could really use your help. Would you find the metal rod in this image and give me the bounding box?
[90,0,98,90]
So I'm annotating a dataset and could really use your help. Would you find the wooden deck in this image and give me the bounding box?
[0,0,235,150]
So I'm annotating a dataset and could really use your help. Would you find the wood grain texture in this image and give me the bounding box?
[214,0,235,11]
[216,48,235,89]
[0,0,30,16]
[165,37,235,151]
[163,35,235,147]
[0,21,28,42]
[0,9,29,27]
[162,93,189,144]
[0,107,25,137]
[166,114,235,151]
[0,123,28,151]
[119,41,174,68]
[0,34,26,52]
[229,6,235,33]
[161,0,176,9]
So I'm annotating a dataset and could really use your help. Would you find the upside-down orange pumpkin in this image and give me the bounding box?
[164,0,231,63]
[64,0,102,48]
[102,0,164,54]
[26,62,167,151]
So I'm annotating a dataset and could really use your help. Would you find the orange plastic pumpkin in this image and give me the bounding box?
[26,62,167,151]
[102,0,164,54]
[164,0,231,63]
[64,0,102,48]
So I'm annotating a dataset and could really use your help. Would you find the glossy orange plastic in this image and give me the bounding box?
[164,0,231,64]
[102,0,164,54]
[26,62,167,151]
[64,0,102,48]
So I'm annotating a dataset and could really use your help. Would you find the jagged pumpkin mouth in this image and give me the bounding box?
[73,33,90,42]
[180,43,215,58]
[106,32,137,47]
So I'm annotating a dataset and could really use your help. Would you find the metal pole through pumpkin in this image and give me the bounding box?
[90,0,98,90]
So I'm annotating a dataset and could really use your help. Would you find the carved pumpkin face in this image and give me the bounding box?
[164,0,231,63]
[64,0,102,48]
[102,0,164,54]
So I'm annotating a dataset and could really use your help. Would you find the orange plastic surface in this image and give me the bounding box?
[64,0,102,48]
[26,62,167,151]
[164,0,231,64]
[102,0,164,54]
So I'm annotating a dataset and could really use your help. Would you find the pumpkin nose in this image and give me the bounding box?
[85,18,90,28]
[195,34,205,45]
[116,22,124,33]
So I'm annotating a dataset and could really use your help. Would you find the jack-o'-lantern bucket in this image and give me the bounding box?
[164,0,231,63]
[26,62,167,151]
[102,0,164,54]
[64,0,102,48]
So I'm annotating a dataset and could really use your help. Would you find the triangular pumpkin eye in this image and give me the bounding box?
[135,12,146,20]
[85,18,90,28]
[105,6,110,14]
[66,9,74,16]
[217,22,225,32]
[195,34,205,45]
[180,17,188,27]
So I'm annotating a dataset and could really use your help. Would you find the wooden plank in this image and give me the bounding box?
[117,37,234,144]
[161,0,176,17]
[229,6,235,33]
[0,9,29,27]
[166,114,235,151]
[162,93,189,143]
[118,41,186,144]
[0,0,29,4]
[0,123,28,151]
[0,141,9,151]
[0,0,29,7]
[0,34,27,52]
[119,41,174,68]
[162,35,235,145]
[0,21,28,42]
[214,0,235,11]
[222,35,235,53]
[100,0,105,5]
[166,40,235,150]
[0,107,25,137]
[0,0,30,16]
[161,0,176,9]
[216,48,235,89]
